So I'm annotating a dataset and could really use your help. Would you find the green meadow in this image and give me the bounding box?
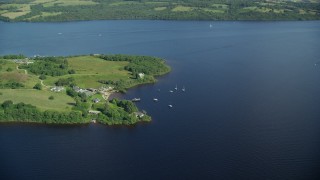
[0,89,75,112]
[44,56,131,88]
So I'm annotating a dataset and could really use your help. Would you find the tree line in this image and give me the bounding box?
[0,100,85,124]
[93,98,151,125]
[99,54,170,76]
[20,56,76,76]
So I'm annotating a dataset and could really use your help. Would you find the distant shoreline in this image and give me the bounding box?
[0,0,319,23]
[2,19,320,24]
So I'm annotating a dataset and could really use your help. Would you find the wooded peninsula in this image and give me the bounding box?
[0,54,171,125]
[0,0,319,22]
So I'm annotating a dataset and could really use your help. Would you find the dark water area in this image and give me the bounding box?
[1,20,320,179]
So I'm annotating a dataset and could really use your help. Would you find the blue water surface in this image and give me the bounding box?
[0,20,320,179]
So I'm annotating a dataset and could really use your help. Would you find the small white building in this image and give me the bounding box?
[134,112,145,118]
[13,58,34,65]
[89,110,101,115]
[50,86,64,92]
[138,73,145,79]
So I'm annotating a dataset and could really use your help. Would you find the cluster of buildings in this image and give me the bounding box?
[50,85,115,104]
[72,86,96,97]
[12,58,34,65]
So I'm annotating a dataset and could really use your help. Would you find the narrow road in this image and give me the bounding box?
[16,65,27,74]
[40,80,49,89]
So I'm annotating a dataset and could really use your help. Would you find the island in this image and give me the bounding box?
[0,54,171,125]
[0,0,319,22]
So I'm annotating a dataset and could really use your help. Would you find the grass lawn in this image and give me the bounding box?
[0,89,75,112]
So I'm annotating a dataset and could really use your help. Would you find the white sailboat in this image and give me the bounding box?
[174,84,178,91]
[182,86,185,92]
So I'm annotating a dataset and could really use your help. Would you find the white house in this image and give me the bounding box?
[138,73,145,79]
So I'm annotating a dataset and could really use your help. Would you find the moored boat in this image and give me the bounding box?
[132,98,141,102]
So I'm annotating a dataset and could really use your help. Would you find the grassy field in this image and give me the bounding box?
[0,3,31,19]
[0,89,75,111]
[0,59,18,73]
[68,56,129,76]
[172,6,194,12]
[0,59,40,88]
[154,7,167,11]
[44,56,131,88]
[40,0,98,7]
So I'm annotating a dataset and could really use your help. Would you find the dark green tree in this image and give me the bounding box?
[2,100,13,109]
[39,74,46,80]
[33,83,42,90]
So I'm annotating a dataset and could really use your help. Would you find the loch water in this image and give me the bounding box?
[1,21,320,179]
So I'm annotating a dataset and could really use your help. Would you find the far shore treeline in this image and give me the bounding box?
[0,0,319,22]
[0,54,170,125]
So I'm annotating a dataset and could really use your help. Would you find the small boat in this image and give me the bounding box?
[153,98,158,102]
[174,85,178,91]
[182,86,185,92]
[58,32,62,35]
[168,105,173,108]
[169,90,174,93]
[132,98,141,102]
[209,24,213,28]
